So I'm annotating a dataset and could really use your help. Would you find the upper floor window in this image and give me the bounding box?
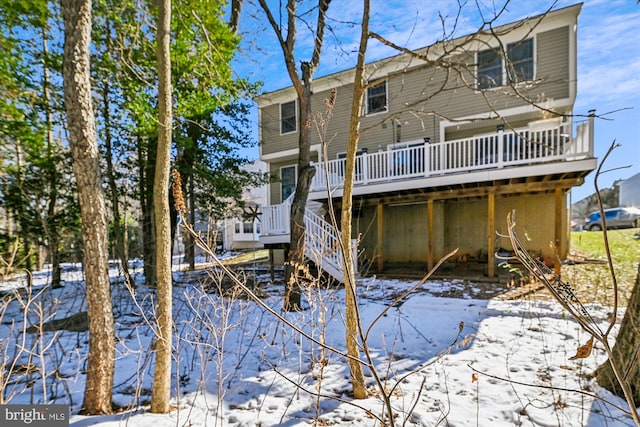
[366,80,387,115]
[506,39,534,83]
[477,48,503,89]
[477,38,534,89]
[280,100,297,134]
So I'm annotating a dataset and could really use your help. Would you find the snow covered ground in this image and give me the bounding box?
[0,257,636,426]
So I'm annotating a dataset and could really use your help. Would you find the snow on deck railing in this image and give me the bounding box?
[310,118,594,192]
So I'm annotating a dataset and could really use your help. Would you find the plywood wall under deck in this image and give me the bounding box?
[352,192,567,271]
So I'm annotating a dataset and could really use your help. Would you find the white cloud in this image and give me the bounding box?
[575,3,640,109]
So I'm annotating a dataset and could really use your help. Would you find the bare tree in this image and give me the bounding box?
[337,0,370,401]
[229,0,243,34]
[257,0,331,311]
[61,0,115,414]
[150,0,173,413]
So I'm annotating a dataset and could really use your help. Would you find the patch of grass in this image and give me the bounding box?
[222,249,270,266]
[570,228,640,264]
[564,228,640,306]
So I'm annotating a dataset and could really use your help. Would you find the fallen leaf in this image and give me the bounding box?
[472,373,478,383]
[569,336,594,360]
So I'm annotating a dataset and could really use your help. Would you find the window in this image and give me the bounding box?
[280,100,297,134]
[477,48,503,89]
[242,221,254,233]
[234,221,254,234]
[366,81,387,115]
[477,38,534,89]
[506,39,534,83]
[280,165,296,200]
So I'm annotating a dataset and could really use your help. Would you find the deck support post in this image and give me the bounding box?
[427,199,434,272]
[269,248,275,282]
[487,193,495,278]
[377,202,384,274]
[554,187,563,276]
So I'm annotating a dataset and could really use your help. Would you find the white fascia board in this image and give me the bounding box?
[255,73,356,108]
[260,144,323,162]
[458,4,581,52]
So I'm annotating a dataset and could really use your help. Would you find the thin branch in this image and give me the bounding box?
[593,141,621,338]
[171,172,369,367]
[468,363,633,415]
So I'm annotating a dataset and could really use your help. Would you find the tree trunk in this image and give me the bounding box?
[61,0,115,414]
[257,0,330,311]
[141,136,157,287]
[229,0,243,33]
[49,233,62,288]
[42,30,62,289]
[340,0,369,400]
[174,120,199,270]
[597,265,640,406]
[150,0,173,413]
[102,83,133,287]
[187,173,195,269]
[283,64,316,311]
[14,143,33,287]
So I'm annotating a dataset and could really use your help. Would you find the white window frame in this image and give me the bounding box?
[477,47,503,89]
[476,37,536,90]
[365,80,388,116]
[506,38,535,84]
[280,100,297,135]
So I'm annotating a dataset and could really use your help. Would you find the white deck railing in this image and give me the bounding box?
[304,209,358,278]
[258,117,594,281]
[259,198,356,281]
[260,201,291,236]
[311,118,593,191]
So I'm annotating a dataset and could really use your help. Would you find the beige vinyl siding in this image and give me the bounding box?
[445,116,535,141]
[313,84,355,159]
[261,26,570,159]
[535,26,570,100]
[260,102,300,155]
[258,9,575,160]
[268,155,319,204]
[305,25,569,157]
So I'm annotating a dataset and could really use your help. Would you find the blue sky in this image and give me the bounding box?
[235,0,639,202]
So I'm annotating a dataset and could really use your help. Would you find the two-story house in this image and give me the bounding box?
[256,3,595,281]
